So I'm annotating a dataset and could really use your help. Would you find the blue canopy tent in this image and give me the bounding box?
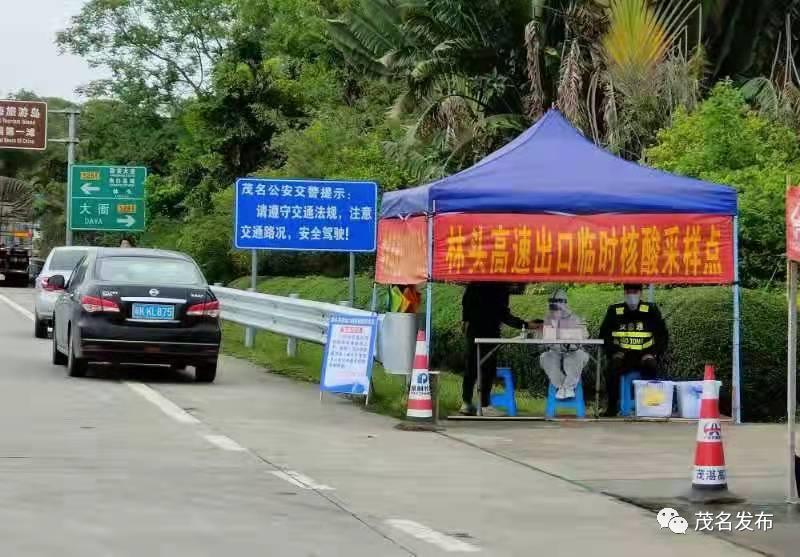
[378,110,741,421]
[382,110,736,217]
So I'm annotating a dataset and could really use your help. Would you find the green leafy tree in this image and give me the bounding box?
[647,81,800,285]
[57,0,236,105]
[79,99,181,174]
[330,0,532,175]
[263,80,411,190]
[156,28,311,212]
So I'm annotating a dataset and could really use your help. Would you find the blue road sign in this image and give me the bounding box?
[234,178,377,252]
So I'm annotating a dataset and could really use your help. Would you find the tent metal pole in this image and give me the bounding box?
[425,209,434,360]
[787,260,798,503]
[733,216,742,424]
[369,282,378,313]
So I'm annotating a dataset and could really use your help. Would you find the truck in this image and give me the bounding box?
[0,245,31,286]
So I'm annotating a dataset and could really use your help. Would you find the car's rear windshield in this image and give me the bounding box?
[49,249,88,271]
[97,256,205,285]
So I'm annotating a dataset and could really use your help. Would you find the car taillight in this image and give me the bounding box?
[80,295,120,313]
[187,300,220,318]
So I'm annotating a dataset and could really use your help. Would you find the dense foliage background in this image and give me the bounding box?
[3,0,799,285]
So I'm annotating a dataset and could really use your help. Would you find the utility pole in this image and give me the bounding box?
[49,108,80,246]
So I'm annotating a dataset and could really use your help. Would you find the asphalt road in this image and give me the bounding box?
[0,287,409,556]
[0,286,762,556]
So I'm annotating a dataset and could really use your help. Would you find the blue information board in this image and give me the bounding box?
[234,178,377,252]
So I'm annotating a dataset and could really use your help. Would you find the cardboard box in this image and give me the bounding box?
[557,327,587,340]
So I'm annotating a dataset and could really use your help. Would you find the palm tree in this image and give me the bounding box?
[329,0,531,178]
[702,0,800,82]
[740,14,800,131]
[592,0,704,158]
[332,0,705,172]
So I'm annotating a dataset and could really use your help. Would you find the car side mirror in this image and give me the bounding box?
[48,275,66,290]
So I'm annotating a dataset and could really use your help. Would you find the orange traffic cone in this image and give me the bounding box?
[396,331,439,431]
[687,364,741,503]
[407,330,433,420]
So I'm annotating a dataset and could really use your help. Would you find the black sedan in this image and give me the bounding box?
[49,248,221,382]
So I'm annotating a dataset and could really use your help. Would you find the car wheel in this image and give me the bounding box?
[194,361,217,383]
[67,330,88,378]
[51,323,67,366]
[34,313,48,339]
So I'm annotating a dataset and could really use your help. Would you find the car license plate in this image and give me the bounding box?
[0,274,4,280]
[132,303,175,321]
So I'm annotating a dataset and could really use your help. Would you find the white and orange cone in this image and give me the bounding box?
[688,364,741,503]
[406,330,433,420]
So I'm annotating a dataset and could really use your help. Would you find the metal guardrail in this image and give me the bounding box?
[210,285,375,346]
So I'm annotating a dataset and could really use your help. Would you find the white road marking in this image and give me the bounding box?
[270,471,308,489]
[385,519,480,553]
[125,382,200,425]
[204,434,247,452]
[0,293,35,321]
[270,470,335,491]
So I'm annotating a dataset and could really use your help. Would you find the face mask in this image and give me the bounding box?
[625,294,640,309]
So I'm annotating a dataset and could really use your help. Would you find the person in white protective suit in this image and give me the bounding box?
[538,289,589,400]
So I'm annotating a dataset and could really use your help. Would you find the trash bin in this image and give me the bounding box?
[378,312,418,375]
[634,380,674,418]
[675,381,722,419]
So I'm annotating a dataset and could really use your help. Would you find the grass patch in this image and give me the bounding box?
[222,321,548,419]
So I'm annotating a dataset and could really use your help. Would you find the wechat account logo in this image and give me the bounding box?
[657,508,689,534]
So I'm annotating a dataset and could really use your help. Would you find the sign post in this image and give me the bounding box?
[49,107,80,245]
[349,252,356,306]
[234,178,377,302]
[245,249,258,348]
[69,165,147,233]
[786,181,800,504]
[234,178,378,399]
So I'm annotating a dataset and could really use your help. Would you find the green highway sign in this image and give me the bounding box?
[69,165,147,232]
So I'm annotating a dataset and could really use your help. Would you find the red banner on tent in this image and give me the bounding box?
[433,213,734,284]
[375,216,428,284]
[787,187,800,262]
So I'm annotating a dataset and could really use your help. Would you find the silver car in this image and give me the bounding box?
[34,246,94,338]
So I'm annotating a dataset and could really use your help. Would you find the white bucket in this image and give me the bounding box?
[633,380,674,418]
[675,380,722,419]
[378,312,418,375]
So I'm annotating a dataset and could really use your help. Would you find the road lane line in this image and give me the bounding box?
[270,471,308,489]
[125,382,200,425]
[204,434,247,452]
[270,470,335,491]
[0,293,34,321]
[385,519,480,553]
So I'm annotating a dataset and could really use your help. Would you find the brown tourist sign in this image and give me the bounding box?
[0,100,47,150]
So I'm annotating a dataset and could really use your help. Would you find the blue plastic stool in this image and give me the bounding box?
[619,371,642,417]
[546,383,586,418]
[489,367,517,417]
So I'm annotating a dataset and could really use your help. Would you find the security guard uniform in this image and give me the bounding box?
[599,300,669,414]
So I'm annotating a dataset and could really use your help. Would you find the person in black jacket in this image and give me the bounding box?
[461,282,536,416]
[599,283,669,416]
